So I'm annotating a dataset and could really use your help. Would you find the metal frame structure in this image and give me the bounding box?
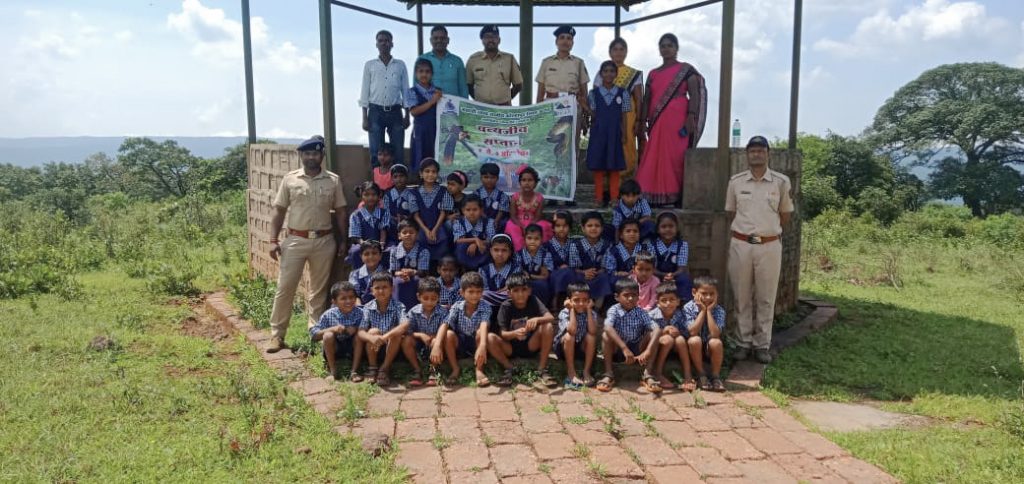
[240,0,803,169]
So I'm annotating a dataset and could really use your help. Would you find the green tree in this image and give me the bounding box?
[870,62,1024,216]
[116,137,200,199]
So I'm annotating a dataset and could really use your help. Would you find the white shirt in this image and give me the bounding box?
[359,57,409,108]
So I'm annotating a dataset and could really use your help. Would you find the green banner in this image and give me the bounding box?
[434,96,577,201]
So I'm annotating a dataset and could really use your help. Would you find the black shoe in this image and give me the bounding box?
[732,347,750,361]
[753,349,773,364]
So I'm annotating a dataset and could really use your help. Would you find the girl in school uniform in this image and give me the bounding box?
[603,218,651,287]
[544,211,576,311]
[568,212,613,303]
[451,194,494,270]
[406,58,441,174]
[347,181,391,267]
[586,60,631,207]
[652,212,693,301]
[516,223,553,306]
[506,166,553,251]
[479,234,519,308]
[384,164,412,244]
[409,158,453,263]
[390,220,431,308]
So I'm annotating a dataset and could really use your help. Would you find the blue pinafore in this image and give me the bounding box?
[384,187,412,243]
[607,242,647,287]
[518,248,552,305]
[346,206,391,268]
[653,239,693,301]
[569,238,612,300]
[480,261,517,308]
[453,218,492,270]
[544,237,575,294]
[411,186,451,262]
[410,86,437,172]
[391,244,425,308]
[586,86,627,172]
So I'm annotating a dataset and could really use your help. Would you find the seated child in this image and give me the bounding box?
[557,282,599,389]
[401,278,450,387]
[310,281,366,381]
[479,233,519,308]
[489,273,558,388]
[390,220,431,308]
[443,272,494,386]
[436,256,462,309]
[568,211,612,302]
[452,194,494,270]
[545,211,576,310]
[632,252,659,311]
[347,183,391,267]
[409,158,453,262]
[384,164,412,243]
[652,212,693,300]
[474,162,510,230]
[348,240,387,304]
[603,218,652,287]
[684,276,727,392]
[506,166,553,251]
[650,283,693,391]
[605,180,655,242]
[445,170,468,225]
[516,224,553,305]
[358,273,409,386]
[373,143,396,191]
[598,278,662,393]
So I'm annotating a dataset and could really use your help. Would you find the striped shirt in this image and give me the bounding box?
[605,303,657,344]
[309,306,365,339]
[446,300,493,337]
[404,304,450,336]
[361,300,406,333]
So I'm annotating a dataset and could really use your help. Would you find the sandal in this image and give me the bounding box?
[496,368,514,387]
[376,369,390,387]
[349,371,364,383]
[698,376,710,391]
[680,378,697,392]
[709,377,726,392]
[475,369,490,387]
[596,375,615,392]
[445,372,461,386]
[563,377,583,390]
[539,369,558,388]
[408,374,423,387]
[366,366,379,384]
[582,375,596,388]
[426,370,439,387]
[641,372,664,394]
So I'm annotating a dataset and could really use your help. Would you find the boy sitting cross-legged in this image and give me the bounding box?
[310,282,366,381]
[557,282,600,389]
[685,276,727,392]
[358,272,408,386]
[443,272,494,387]
[400,278,450,387]
[650,283,694,391]
[597,278,663,393]
[489,272,558,388]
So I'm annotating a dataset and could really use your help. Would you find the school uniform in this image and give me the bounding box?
[605,303,658,357]
[309,306,365,362]
[602,241,652,287]
[405,83,438,172]
[479,261,519,308]
[586,84,631,204]
[409,184,454,261]
[361,299,406,360]
[652,238,693,301]
[437,276,462,308]
[446,300,493,357]
[682,301,727,356]
[384,186,412,242]
[390,242,431,308]
[516,247,553,304]
[604,199,655,242]
[567,237,612,300]
[404,303,450,359]
[346,206,392,267]
[348,263,388,304]
[474,186,510,222]
[648,307,688,336]
[555,307,594,359]
[452,217,495,270]
[544,237,575,294]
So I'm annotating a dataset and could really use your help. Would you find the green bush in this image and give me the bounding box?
[976,213,1024,249]
[227,273,276,329]
[892,203,974,239]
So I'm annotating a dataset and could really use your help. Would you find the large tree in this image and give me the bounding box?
[116,137,200,199]
[870,62,1024,217]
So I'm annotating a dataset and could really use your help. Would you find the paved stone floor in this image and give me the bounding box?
[206,293,897,483]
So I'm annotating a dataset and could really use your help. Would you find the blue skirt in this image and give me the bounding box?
[673,273,693,302]
[529,279,552,306]
[417,226,451,261]
[393,276,420,309]
[550,267,575,293]
[569,272,611,301]
[455,242,490,270]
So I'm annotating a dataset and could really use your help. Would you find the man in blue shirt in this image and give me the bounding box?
[418,25,468,99]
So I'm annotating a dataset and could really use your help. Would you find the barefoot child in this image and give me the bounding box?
[557,282,599,389]
[436,256,462,309]
[310,282,366,381]
[444,272,493,386]
[358,273,408,386]
[652,211,692,300]
[516,224,553,305]
[632,251,659,311]
[406,58,441,173]
[347,181,390,267]
[452,194,494,270]
[410,158,453,262]
[597,278,662,393]
[604,218,651,287]
[489,273,558,388]
[474,162,510,230]
[506,166,553,251]
[348,240,387,304]
[650,283,693,391]
[401,278,449,387]
[685,276,726,392]
[390,220,431,308]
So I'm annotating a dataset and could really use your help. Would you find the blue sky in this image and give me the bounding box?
[2,0,1022,148]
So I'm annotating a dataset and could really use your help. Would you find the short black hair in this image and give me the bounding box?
[692,276,719,291]
[460,271,485,289]
[655,282,679,298]
[635,251,655,266]
[360,239,383,254]
[370,272,393,287]
[330,281,357,300]
[414,58,433,72]
[552,210,574,227]
[599,60,618,73]
[397,220,417,233]
[430,25,448,35]
[614,278,640,295]
[619,218,641,234]
[567,282,590,297]
[462,193,484,209]
[378,143,394,155]
[419,157,440,172]
[656,211,679,235]
[439,255,459,269]
[376,30,393,41]
[620,179,642,196]
[480,162,500,176]
[580,211,604,227]
[417,277,441,295]
[518,166,539,182]
[506,272,531,290]
[524,223,544,237]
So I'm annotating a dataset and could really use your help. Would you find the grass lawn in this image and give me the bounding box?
[0,267,405,482]
[765,227,1024,483]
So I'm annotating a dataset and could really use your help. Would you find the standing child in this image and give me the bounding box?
[310,282,366,381]
[545,211,576,310]
[401,278,449,387]
[650,283,693,391]
[489,273,558,387]
[684,276,726,392]
[384,164,413,244]
[390,220,431,308]
[406,58,441,173]
[604,219,652,287]
[444,272,493,386]
[358,273,408,386]
[349,240,387,304]
[410,158,454,262]
[632,251,659,311]
[479,234,519,308]
[475,162,510,230]
[652,211,693,300]
[568,211,613,302]
[451,194,494,270]
[605,180,655,242]
[557,282,600,389]
[373,144,396,192]
[516,224,553,305]
[506,166,553,251]
[445,170,469,224]
[347,181,391,267]
[436,256,462,308]
[597,278,662,393]
[586,60,630,207]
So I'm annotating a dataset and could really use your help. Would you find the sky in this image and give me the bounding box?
[1,0,1022,148]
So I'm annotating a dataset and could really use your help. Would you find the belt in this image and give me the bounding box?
[289,228,333,239]
[370,103,402,112]
[544,91,576,99]
[732,231,780,245]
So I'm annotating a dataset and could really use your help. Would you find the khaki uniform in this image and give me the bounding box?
[725,168,794,350]
[466,50,523,105]
[535,54,589,96]
[270,168,347,341]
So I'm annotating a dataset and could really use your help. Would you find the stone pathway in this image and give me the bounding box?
[204,293,897,483]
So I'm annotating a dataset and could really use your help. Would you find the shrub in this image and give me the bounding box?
[227,273,276,329]
[976,213,1024,249]
[892,203,974,239]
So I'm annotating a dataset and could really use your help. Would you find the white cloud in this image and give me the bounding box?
[20,32,79,59]
[814,0,1009,59]
[265,41,319,73]
[114,30,133,42]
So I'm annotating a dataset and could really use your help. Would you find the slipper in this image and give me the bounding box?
[709,376,726,393]
[582,376,596,388]
[426,371,439,387]
[539,369,558,388]
[679,378,697,392]
[444,374,461,386]
[376,369,390,387]
[642,372,664,394]
[496,368,514,387]
[475,370,490,387]
[596,375,615,392]
[366,366,379,384]
[698,376,710,391]
[349,371,364,383]
[408,376,423,387]
[563,377,583,390]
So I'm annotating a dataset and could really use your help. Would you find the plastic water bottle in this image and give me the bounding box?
[732,119,741,147]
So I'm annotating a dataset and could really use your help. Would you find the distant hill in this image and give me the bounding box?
[0,136,304,167]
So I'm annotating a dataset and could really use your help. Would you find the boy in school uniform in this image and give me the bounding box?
[650,283,694,391]
[349,240,387,304]
[390,220,431,308]
[605,180,655,242]
[557,282,600,389]
[401,278,450,387]
[358,273,408,387]
[444,272,493,387]
[436,256,462,309]
[632,251,660,311]
[597,278,663,393]
[310,282,366,381]
[489,273,558,388]
[474,162,510,230]
[685,276,727,392]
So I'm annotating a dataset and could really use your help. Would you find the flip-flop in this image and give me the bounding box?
[475,370,490,387]
[426,371,439,387]
[582,376,596,388]
[408,376,423,387]
[376,369,390,387]
[349,371,364,383]
[539,369,558,388]
[596,376,615,392]
[563,377,583,390]
[366,366,379,384]
[709,377,726,393]
[444,374,461,386]
[496,368,514,387]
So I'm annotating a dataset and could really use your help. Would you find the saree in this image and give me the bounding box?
[635,62,707,205]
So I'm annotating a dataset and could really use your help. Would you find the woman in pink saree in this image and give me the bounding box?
[635,33,707,207]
